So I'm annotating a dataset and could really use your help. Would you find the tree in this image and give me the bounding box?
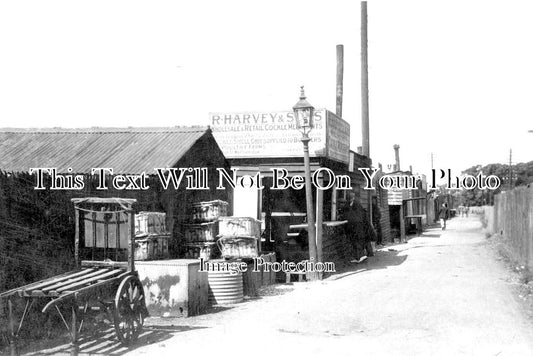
[460,160,533,206]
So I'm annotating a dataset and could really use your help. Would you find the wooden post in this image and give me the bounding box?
[257,187,263,252]
[74,208,80,267]
[331,185,337,221]
[336,44,344,118]
[509,148,513,190]
[400,203,406,243]
[104,214,109,261]
[70,306,78,356]
[361,1,370,157]
[316,172,324,279]
[270,252,277,284]
[8,298,16,356]
[92,212,97,261]
[361,2,372,224]
[167,192,174,256]
[128,207,135,272]
[116,211,121,261]
[368,190,373,229]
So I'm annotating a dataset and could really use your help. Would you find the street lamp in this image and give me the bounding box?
[293,86,318,281]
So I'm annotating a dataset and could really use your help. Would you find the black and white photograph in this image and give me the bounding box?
[1,1,532,355]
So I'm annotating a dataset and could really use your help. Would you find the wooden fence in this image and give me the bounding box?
[488,186,533,270]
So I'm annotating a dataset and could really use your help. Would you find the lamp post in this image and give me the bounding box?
[293,86,318,281]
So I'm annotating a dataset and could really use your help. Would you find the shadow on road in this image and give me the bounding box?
[203,305,235,315]
[17,323,207,356]
[328,248,408,281]
[421,233,442,238]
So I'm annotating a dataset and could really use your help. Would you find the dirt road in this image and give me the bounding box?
[18,217,533,355]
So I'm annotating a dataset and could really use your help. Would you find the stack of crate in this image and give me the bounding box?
[134,212,170,260]
[216,217,261,260]
[182,200,228,260]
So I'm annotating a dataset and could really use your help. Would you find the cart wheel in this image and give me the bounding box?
[113,275,145,345]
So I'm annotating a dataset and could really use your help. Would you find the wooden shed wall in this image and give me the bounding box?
[0,133,233,293]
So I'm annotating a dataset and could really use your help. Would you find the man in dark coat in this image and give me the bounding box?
[438,203,449,230]
[339,194,375,259]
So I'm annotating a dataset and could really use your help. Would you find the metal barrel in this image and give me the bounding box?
[207,269,243,305]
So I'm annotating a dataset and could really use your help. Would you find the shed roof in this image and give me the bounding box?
[0,126,212,174]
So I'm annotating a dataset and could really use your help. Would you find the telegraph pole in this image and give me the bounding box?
[361,1,369,157]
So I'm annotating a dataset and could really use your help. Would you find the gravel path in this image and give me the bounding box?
[14,217,533,356]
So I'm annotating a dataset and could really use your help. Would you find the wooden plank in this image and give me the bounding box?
[81,260,128,269]
[42,272,130,313]
[17,269,96,294]
[71,197,136,205]
[271,212,307,217]
[22,290,59,298]
[41,269,111,292]
[55,269,124,293]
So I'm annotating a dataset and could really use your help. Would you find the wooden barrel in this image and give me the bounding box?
[208,269,243,305]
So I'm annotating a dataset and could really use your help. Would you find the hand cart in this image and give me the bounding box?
[0,197,148,355]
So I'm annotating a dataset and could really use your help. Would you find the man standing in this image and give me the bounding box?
[339,193,375,258]
[438,203,449,230]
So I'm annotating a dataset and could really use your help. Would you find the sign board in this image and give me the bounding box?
[388,190,403,206]
[325,112,350,164]
[209,109,350,164]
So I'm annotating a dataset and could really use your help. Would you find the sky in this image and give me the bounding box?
[0,0,531,177]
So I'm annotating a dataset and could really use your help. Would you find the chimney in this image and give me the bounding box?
[393,144,400,171]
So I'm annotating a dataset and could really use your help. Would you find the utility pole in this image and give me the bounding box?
[331,44,344,222]
[361,1,373,235]
[336,44,344,118]
[361,1,369,157]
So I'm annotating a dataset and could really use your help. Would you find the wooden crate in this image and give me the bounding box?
[216,236,258,259]
[134,235,170,261]
[190,200,228,222]
[183,222,219,243]
[135,212,167,236]
[182,243,219,260]
[218,217,261,238]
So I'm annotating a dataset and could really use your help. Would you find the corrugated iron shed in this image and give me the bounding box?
[0,126,212,174]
